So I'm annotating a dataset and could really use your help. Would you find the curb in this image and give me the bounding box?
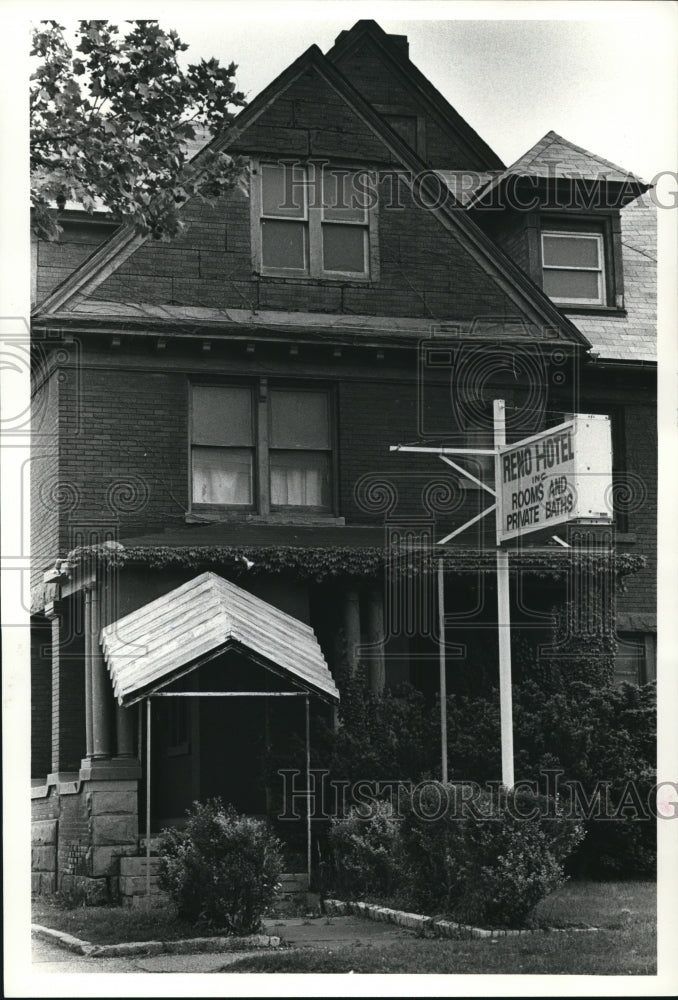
[321,899,601,939]
[31,923,282,958]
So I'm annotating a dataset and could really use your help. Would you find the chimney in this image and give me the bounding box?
[386,34,409,58]
[334,27,409,59]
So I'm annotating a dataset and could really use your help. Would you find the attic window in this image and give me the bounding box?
[254,161,374,280]
[541,232,605,306]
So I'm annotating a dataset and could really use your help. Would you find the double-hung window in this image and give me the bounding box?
[192,386,255,507]
[191,382,333,514]
[269,389,331,509]
[256,161,373,278]
[541,231,605,306]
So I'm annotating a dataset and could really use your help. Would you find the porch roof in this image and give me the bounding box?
[101,571,339,707]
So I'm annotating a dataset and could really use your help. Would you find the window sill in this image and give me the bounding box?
[558,306,627,317]
[255,271,375,287]
[186,511,346,527]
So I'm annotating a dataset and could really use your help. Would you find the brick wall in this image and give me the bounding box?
[77,58,523,323]
[34,220,115,305]
[91,173,520,321]
[579,371,656,624]
[58,366,189,544]
[31,619,52,778]
[616,400,656,618]
[34,343,654,631]
[31,371,60,592]
[331,36,494,169]
[46,351,509,538]
[487,211,532,275]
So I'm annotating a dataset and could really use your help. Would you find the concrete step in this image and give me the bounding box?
[279,873,310,893]
[119,856,161,876]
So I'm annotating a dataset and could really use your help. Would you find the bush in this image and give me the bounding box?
[325,669,435,783]
[400,782,585,927]
[514,679,657,877]
[328,799,401,898]
[157,798,284,934]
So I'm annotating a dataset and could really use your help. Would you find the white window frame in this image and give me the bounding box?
[251,159,378,281]
[541,231,605,306]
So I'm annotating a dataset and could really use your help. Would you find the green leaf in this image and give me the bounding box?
[30,18,247,238]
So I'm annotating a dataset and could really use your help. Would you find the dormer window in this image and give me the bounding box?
[541,231,605,306]
[252,160,377,280]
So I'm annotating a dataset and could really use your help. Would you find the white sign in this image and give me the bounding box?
[495,414,613,543]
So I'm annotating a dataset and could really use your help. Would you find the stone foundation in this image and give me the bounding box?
[31,819,57,895]
[119,856,171,908]
[31,768,141,902]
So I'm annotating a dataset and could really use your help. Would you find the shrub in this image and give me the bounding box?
[514,679,657,877]
[400,782,585,927]
[157,798,284,934]
[328,799,401,898]
[326,668,435,783]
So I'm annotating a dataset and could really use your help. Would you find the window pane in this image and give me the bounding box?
[262,219,307,270]
[270,390,329,449]
[192,386,253,446]
[322,168,368,222]
[322,224,367,273]
[543,269,601,301]
[261,163,306,218]
[542,234,600,268]
[192,447,252,505]
[270,451,330,507]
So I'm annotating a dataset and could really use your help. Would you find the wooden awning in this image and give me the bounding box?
[101,571,339,706]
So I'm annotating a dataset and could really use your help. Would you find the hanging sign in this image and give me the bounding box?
[496,414,613,543]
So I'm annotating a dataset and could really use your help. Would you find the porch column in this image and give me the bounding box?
[115,706,135,758]
[45,601,62,773]
[89,583,112,760]
[47,597,86,774]
[83,588,94,758]
[342,588,361,676]
[367,588,386,696]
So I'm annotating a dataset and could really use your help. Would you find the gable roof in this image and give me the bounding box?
[469,130,649,207]
[32,42,589,350]
[328,20,505,171]
[101,571,339,706]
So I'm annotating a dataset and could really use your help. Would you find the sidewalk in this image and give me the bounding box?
[32,915,415,974]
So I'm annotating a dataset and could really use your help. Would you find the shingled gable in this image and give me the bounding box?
[32,43,589,349]
[468,130,649,208]
[327,19,505,171]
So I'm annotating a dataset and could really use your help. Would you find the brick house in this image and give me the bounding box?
[30,20,656,901]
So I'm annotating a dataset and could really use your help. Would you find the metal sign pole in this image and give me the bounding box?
[145,697,152,904]
[437,557,448,783]
[305,695,311,887]
[493,399,515,789]
[392,405,611,793]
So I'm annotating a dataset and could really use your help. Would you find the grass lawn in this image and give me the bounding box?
[32,880,656,974]
[532,879,656,929]
[220,923,656,975]
[222,880,656,976]
[32,898,206,945]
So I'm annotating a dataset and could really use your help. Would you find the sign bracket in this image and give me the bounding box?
[391,400,611,791]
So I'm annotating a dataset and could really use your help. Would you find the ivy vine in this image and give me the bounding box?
[64,541,646,586]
